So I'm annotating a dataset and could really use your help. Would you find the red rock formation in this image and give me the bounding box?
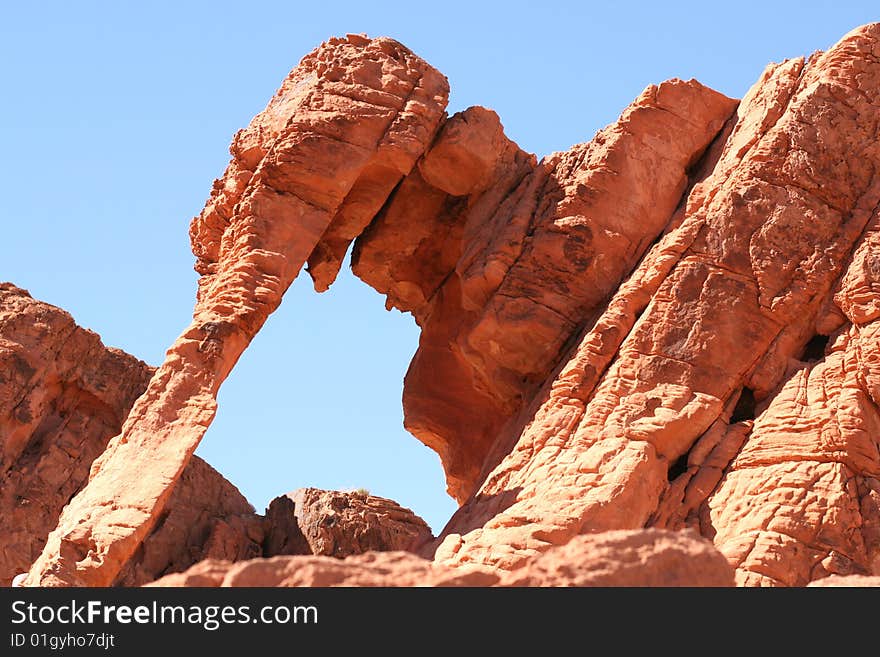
[261,495,311,557]
[0,284,258,586]
[499,530,734,587]
[287,488,432,557]
[432,24,880,583]
[18,23,880,588]
[352,106,537,499]
[355,86,737,502]
[0,282,438,587]
[0,284,153,585]
[807,575,880,587]
[147,552,496,587]
[25,35,450,587]
[147,528,732,587]
[114,457,261,586]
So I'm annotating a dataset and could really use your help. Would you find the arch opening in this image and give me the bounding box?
[194,254,458,534]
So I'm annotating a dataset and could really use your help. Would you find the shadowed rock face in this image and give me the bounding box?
[355,83,737,503]
[0,285,257,586]
[287,488,432,557]
[15,24,880,588]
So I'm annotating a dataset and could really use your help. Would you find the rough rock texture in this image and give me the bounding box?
[147,552,497,587]
[288,488,432,557]
[807,574,880,587]
[26,35,450,587]
[0,283,437,589]
[261,495,311,557]
[0,284,259,586]
[114,457,261,586]
[431,24,880,584]
[353,106,537,499]
[0,284,153,585]
[119,487,433,583]
[355,87,736,502]
[147,528,732,587]
[19,24,880,588]
[499,529,734,587]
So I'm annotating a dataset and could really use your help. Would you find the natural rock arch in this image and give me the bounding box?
[26,25,880,587]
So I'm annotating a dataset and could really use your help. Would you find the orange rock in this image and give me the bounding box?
[288,488,432,557]
[25,35,449,587]
[499,530,734,587]
[21,24,880,588]
[0,285,258,586]
[807,575,880,587]
[147,528,732,587]
[0,289,436,588]
[114,457,261,586]
[0,284,153,585]
[433,23,880,575]
[147,552,498,587]
[352,106,536,496]
[356,82,736,502]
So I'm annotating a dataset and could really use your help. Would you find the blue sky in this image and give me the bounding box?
[1,2,876,533]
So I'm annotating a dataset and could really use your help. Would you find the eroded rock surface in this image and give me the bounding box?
[432,24,880,583]
[147,552,496,587]
[807,574,880,587]
[26,34,449,587]
[0,284,153,585]
[355,85,737,502]
[288,488,432,557]
[0,285,259,586]
[499,529,734,587]
[0,285,437,589]
[17,24,880,588]
[148,528,732,587]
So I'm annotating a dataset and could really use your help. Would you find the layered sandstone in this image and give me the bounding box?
[16,24,880,588]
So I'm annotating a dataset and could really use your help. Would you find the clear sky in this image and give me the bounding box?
[1,1,876,533]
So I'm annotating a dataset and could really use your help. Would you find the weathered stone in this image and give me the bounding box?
[354,82,736,502]
[499,529,734,587]
[147,552,498,587]
[114,457,261,586]
[807,574,880,587]
[432,23,880,575]
[0,285,259,587]
[262,495,311,557]
[288,488,432,557]
[20,24,880,588]
[0,284,153,585]
[26,35,449,587]
[148,529,733,587]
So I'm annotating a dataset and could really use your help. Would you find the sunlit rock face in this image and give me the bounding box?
[10,24,880,588]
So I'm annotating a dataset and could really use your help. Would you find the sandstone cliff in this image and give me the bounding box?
[11,24,880,587]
